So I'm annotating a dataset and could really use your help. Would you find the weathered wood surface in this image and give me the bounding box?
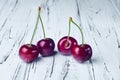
[0,0,120,80]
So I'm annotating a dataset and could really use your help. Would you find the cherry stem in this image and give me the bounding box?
[38,7,46,39]
[65,17,71,46]
[29,7,40,47]
[69,17,84,47]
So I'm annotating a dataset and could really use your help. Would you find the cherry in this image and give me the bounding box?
[19,44,39,63]
[37,7,55,57]
[57,16,77,55]
[37,38,55,57]
[57,36,77,55]
[72,44,92,63]
[69,17,92,63]
[19,7,40,63]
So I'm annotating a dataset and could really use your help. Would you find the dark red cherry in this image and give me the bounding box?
[37,38,55,57]
[57,36,77,55]
[71,44,92,63]
[19,44,39,63]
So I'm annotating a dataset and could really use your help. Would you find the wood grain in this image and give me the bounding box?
[0,0,120,80]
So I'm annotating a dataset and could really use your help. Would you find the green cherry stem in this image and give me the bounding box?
[70,17,84,47]
[65,17,71,46]
[29,7,40,47]
[38,7,46,39]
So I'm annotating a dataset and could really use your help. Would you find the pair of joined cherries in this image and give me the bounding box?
[19,7,55,63]
[58,17,92,63]
[19,6,92,63]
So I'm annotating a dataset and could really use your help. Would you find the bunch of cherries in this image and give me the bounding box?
[19,6,92,63]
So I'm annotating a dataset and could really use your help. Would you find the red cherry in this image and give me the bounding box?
[37,38,55,57]
[37,7,55,57]
[57,36,77,55]
[71,44,92,63]
[19,7,40,63]
[19,44,39,63]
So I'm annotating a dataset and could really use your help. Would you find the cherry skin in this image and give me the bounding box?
[19,44,39,63]
[57,36,77,55]
[71,44,92,63]
[37,38,55,57]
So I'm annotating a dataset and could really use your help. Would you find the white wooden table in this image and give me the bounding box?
[0,0,120,80]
